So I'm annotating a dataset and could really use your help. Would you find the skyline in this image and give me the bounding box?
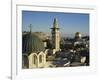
[22,11,89,37]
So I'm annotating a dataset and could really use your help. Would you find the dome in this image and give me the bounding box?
[75,32,82,38]
[22,32,45,54]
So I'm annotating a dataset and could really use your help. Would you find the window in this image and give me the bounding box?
[32,55,37,64]
[39,55,42,63]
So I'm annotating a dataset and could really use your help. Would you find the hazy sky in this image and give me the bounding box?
[22,11,89,37]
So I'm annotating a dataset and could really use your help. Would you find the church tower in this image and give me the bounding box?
[51,18,60,52]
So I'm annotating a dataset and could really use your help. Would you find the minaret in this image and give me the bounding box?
[51,18,60,52]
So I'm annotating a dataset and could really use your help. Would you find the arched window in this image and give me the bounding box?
[32,55,37,65]
[39,55,42,63]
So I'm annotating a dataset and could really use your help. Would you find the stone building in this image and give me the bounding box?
[22,24,47,68]
[22,18,61,68]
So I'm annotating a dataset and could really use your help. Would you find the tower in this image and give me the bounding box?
[51,18,60,52]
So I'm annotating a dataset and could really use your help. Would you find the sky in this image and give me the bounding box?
[22,11,89,37]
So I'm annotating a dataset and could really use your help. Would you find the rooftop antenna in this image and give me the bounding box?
[29,24,32,33]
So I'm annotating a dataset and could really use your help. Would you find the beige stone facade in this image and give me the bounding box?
[28,51,47,68]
